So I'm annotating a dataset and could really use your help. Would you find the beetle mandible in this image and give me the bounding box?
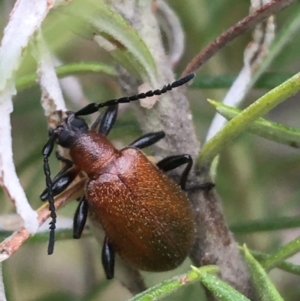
[41,73,213,279]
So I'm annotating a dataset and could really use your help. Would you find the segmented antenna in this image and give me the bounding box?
[42,133,56,255]
[75,73,195,116]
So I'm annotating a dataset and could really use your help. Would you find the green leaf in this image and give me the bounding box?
[128,266,218,301]
[249,249,300,276]
[262,236,300,272]
[16,62,117,91]
[62,0,157,84]
[198,72,300,168]
[209,100,300,148]
[192,266,250,301]
[230,216,300,234]
[127,270,199,301]
[243,245,284,301]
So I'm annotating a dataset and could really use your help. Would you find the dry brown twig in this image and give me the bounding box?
[0,180,85,261]
[182,0,296,77]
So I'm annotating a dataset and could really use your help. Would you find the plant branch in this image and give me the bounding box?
[182,0,297,76]
[0,180,85,261]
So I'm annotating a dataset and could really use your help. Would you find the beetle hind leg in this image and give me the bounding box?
[157,155,214,191]
[156,154,192,190]
[102,236,115,279]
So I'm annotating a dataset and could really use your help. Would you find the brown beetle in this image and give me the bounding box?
[41,73,212,279]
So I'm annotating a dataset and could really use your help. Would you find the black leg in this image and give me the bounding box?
[49,152,73,184]
[40,168,78,201]
[40,152,78,201]
[75,73,195,116]
[91,105,118,136]
[157,154,193,190]
[55,151,73,167]
[102,236,115,280]
[157,155,215,191]
[129,131,165,149]
[73,196,89,239]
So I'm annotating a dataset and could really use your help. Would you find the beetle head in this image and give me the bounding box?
[53,112,89,148]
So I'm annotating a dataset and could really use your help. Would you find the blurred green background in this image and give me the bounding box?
[1,0,300,300]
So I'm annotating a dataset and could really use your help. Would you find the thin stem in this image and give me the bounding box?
[182,0,297,76]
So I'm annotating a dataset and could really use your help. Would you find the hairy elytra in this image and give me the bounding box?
[41,73,211,279]
[72,131,194,271]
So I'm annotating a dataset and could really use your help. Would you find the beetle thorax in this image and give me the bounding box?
[69,131,117,177]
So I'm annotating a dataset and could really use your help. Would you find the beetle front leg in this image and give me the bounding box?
[73,196,89,239]
[102,236,115,279]
[40,165,79,201]
[40,151,79,201]
[55,150,73,167]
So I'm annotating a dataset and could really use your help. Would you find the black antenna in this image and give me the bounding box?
[75,73,195,116]
[42,133,56,255]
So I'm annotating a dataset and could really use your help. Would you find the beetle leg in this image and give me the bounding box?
[55,150,73,167]
[156,155,192,190]
[40,167,79,201]
[40,153,79,201]
[44,151,73,187]
[157,155,215,191]
[91,105,118,136]
[102,236,115,280]
[73,196,89,239]
[50,152,73,183]
[129,131,165,149]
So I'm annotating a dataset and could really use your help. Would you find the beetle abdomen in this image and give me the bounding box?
[87,148,194,271]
